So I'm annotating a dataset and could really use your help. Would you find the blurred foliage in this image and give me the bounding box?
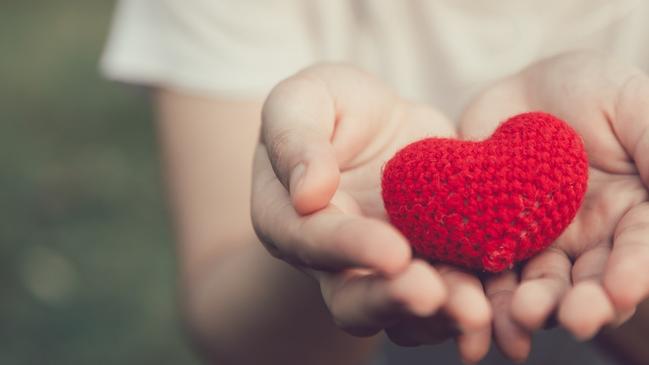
[0,1,200,364]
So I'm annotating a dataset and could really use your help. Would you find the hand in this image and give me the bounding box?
[252,64,492,363]
[459,51,649,361]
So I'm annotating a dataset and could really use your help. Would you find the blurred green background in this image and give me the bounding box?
[0,1,201,364]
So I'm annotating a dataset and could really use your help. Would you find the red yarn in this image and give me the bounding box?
[381,112,588,272]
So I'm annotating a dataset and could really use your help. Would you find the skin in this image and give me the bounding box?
[155,84,490,364]
[460,50,649,362]
[252,65,492,363]
[154,92,378,365]
[156,50,649,364]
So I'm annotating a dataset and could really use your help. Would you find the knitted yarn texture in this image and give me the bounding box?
[381,112,588,272]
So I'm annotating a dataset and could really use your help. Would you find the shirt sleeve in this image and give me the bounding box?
[100,0,321,98]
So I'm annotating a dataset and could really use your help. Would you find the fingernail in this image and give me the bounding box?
[289,163,306,195]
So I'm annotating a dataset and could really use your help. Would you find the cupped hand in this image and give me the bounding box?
[459,51,649,361]
[251,64,491,363]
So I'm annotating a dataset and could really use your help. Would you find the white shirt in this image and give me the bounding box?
[101,0,649,118]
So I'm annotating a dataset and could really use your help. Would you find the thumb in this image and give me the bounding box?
[261,74,340,214]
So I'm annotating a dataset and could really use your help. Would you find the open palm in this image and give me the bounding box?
[459,51,649,361]
[253,64,492,362]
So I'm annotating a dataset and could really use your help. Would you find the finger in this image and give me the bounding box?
[559,244,615,340]
[298,210,412,274]
[436,265,492,364]
[261,72,340,214]
[611,72,649,186]
[611,307,636,327]
[559,282,614,341]
[604,202,649,311]
[439,265,492,330]
[457,327,492,365]
[511,247,571,331]
[457,74,528,140]
[384,265,493,355]
[318,260,447,336]
[261,65,402,214]
[485,270,531,363]
[252,147,411,274]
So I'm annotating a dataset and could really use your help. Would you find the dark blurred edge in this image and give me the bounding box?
[596,300,649,365]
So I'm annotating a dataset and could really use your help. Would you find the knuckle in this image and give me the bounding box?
[295,239,323,269]
[264,129,299,174]
[533,270,570,285]
[263,73,327,124]
[487,288,514,304]
[266,128,295,157]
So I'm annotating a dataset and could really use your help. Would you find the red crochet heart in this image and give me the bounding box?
[381,112,588,272]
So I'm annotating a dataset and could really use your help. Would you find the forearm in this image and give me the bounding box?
[181,240,380,365]
[153,89,379,364]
